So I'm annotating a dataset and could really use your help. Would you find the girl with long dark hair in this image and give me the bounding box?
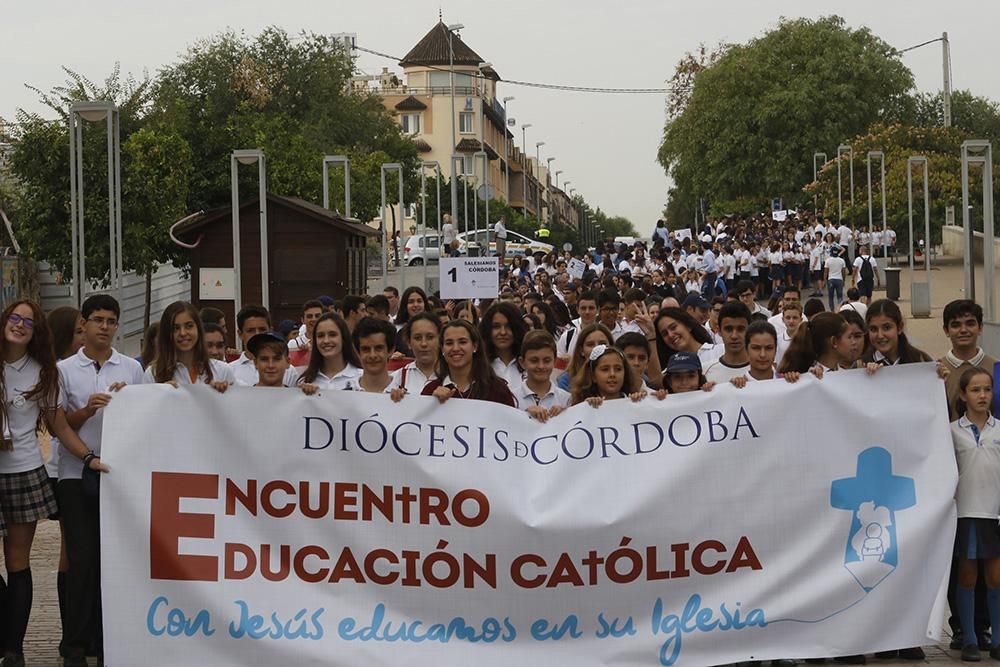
[146,301,234,389]
[391,312,440,394]
[654,307,716,366]
[863,299,932,367]
[297,312,362,390]
[45,306,85,655]
[480,302,528,388]
[421,320,515,406]
[0,300,100,666]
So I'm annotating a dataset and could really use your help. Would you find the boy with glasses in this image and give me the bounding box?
[57,295,144,666]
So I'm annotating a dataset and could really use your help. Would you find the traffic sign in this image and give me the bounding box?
[439,257,499,299]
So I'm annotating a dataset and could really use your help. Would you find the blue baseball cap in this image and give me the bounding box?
[682,293,710,310]
[247,331,288,356]
[666,351,702,374]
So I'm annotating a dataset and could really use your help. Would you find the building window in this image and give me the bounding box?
[430,71,473,91]
[400,113,420,135]
[459,112,474,134]
[458,156,474,176]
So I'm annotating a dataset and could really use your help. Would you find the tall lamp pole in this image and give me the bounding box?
[546,157,556,226]
[230,149,268,316]
[521,124,532,220]
[535,141,545,227]
[447,23,464,224]
[837,144,853,227]
[68,100,123,318]
[503,96,514,203]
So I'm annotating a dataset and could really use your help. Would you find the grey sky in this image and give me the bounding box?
[3,1,996,236]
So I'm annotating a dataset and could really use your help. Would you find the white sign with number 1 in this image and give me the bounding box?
[439,257,500,299]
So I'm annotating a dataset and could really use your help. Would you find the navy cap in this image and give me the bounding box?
[247,331,288,356]
[666,351,702,374]
[318,295,335,307]
[682,292,710,310]
[276,319,298,338]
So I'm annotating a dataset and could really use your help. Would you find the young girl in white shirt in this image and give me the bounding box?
[297,312,362,391]
[952,367,1000,661]
[0,300,101,665]
[147,301,234,389]
[392,312,440,395]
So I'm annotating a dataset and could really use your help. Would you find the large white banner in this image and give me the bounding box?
[101,364,956,666]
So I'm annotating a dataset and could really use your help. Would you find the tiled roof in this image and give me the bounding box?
[394,96,428,111]
[455,138,499,160]
[400,22,486,68]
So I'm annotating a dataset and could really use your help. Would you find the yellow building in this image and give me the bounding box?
[357,21,578,231]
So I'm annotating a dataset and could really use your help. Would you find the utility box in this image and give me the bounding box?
[884,267,901,301]
[911,282,931,318]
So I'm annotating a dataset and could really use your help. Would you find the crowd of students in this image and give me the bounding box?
[0,210,989,666]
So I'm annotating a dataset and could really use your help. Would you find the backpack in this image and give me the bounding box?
[859,256,874,282]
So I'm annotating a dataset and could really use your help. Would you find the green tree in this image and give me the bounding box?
[658,16,914,219]
[9,67,157,284]
[121,126,192,328]
[911,90,1000,140]
[151,28,420,221]
[804,123,1000,247]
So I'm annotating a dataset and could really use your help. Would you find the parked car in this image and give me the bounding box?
[456,229,554,258]
[403,232,442,266]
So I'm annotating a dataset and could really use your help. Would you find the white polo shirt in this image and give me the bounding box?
[515,381,571,412]
[343,374,400,393]
[143,358,236,385]
[704,358,750,385]
[491,357,524,388]
[298,364,361,390]
[58,347,145,480]
[745,368,778,382]
[391,361,435,395]
[228,352,299,387]
[953,415,1000,519]
[0,355,55,474]
[767,312,808,337]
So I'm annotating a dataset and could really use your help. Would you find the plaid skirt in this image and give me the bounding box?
[0,466,58,534]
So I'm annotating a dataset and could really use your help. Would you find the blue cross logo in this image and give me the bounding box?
[830,447,916,591]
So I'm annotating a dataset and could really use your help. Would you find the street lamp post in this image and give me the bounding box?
[447,23,464,226]
[520,124,532,222]
[230,149,268,316]
[907,156,932,317]
[322,155,351,217]
[503,96,514,203]
[535,141,545,227]
[68,101,123,318]
[475,62,493,248]
[866,150,887,283]
[546,157,555,226]
[420,161,441,293]
[474,149,489,253]
[813,152,827,213]
[837,144,854,228]
[381,163,405,290]
[961,141,995,316]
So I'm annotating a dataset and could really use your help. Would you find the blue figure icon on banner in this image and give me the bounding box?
[830,447,916,592]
